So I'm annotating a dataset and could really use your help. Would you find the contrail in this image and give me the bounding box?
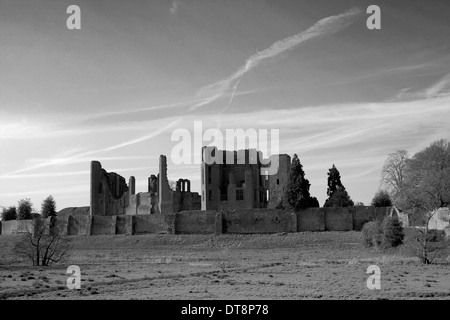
[190,7,363,112]
[1,119,181,176]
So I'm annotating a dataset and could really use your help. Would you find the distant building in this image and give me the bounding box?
[200,146,291,210]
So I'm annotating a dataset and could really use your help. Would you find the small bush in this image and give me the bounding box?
[362,216,404,249]
[362,220,382,248]
[381,216,404,248]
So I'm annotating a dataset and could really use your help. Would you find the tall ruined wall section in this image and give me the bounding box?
[172,179,201,213]
[90,161,130,216]
[202,148,270,210]
[158,155,173,214]
[265,154,291,209]
[201,147,292,211]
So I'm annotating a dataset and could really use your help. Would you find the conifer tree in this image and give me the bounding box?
[284,154,319,210]
[324,165,354,207]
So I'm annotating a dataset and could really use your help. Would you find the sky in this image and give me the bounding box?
[1,0,450,211]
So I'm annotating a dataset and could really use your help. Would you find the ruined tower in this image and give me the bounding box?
[90,161,103,216]
[158,155,173,214]
[129,176,136,196]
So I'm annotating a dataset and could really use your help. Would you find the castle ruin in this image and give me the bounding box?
[0,147,411,237]
[88,147,289,216]
[89,155,201,216]
[200,146,291,210]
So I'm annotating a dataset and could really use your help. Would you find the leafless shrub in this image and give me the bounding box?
[14,218,71,266]
[406,227,449,264]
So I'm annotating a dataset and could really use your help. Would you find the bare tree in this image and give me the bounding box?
[381,150,409,204]
[400,140,450,264]
[14,218,71,266]
[408,212,447,264]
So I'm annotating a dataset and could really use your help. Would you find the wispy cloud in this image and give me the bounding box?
[190,7,363,111]
[169,0,180,15]
[180,92,450,159]
[393,72,450,100]
[1,119,180,177]
[0,165,158,181]
[424,73,450,97]
[97,120,180,153]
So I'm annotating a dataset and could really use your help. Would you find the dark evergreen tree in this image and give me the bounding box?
[308,197,320,208]
[326,164,341,197]
[284,154,319,210]
[324,165,354,207]
[41,195,57,218]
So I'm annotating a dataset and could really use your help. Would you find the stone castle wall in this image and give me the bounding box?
[1,206,404,236]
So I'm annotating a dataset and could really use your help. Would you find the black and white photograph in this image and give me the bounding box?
[0,0,450,304]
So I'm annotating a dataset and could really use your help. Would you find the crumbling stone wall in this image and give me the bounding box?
[172,179,201,213]
[350,206,375,231]
[223,209,296,234]
[266,154,291,209]
[90,161,129,216]
[1,220,34,235]
[158,155,173,214]
[136,193,152,215]
[175,210,218,234]
[88,156,199,217]
[58,207,90,216]
[201,147,287,211]
[91,216,116,235]
[115,215,127,234]
[1,206,401,236]
[133,214,172,234]
[68,215,91,235]
[323,207,353,231]
[297,207,326,231]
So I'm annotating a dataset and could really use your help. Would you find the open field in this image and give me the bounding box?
[1,230,450,300]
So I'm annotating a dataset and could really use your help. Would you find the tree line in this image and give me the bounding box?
[1,196,57,221]
[283,138,450,213]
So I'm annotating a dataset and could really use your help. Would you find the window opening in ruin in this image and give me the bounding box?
[236,189,244,201]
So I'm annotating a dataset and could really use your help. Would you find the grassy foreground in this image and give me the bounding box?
[0,230,449,300]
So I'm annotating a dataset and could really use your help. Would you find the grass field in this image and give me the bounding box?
[0,230,449,300]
